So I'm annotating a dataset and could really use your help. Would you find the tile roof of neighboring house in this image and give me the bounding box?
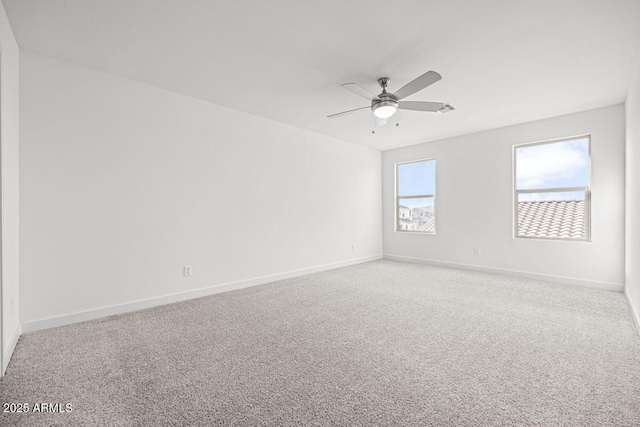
[518,200,585,239]
[417,217,435,233]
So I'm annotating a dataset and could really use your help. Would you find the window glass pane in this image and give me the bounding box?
[515,138,589,190]
[517,191,586,239]
[397,197,435,233]
[397,160,435,196]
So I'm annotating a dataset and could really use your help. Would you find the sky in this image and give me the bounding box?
[397,159,435,196]
[516,137,589,190]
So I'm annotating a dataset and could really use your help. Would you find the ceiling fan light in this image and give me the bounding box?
[373,104,397,119]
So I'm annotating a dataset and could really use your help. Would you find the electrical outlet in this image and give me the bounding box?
[352,244,357,251]
[473,248,481,256]
[184,265,193,277]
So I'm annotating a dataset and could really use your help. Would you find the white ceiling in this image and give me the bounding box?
[5,0,640,151]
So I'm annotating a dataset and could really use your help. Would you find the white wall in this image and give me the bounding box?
[19,51,382,330]
[0,0,20,374]
[626,54,640,328]
[383,105,625,290]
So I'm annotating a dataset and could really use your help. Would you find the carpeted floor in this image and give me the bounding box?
[1,259,639,426]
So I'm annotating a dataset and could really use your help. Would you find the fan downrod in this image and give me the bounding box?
[377,77,390,92]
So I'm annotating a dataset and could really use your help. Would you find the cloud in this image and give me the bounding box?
[516,139,588,189]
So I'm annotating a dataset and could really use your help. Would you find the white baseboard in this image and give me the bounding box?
[3,324,22,375]
[625,289,640,337]
[384,254,624,293]
[22,254,383,334]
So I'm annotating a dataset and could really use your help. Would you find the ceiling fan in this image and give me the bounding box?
[328,71,453,126]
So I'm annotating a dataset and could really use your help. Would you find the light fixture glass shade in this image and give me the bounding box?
[373,104,397,119]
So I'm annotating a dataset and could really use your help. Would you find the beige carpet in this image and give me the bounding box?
[1,259,639,426]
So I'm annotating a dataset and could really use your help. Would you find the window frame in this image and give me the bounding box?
[394,158,436,234]
[513,135,591,242]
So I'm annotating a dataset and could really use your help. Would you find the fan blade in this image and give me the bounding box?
[393,71,442,100]
[341,83,381,101]
[375,117,388,127]
[398,101,444,112]
[327,106,370,118]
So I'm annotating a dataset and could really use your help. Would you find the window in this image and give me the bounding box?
[514,136,590,241]
[395,159,436,233]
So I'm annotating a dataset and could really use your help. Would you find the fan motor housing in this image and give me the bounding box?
[371,93,398,114]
